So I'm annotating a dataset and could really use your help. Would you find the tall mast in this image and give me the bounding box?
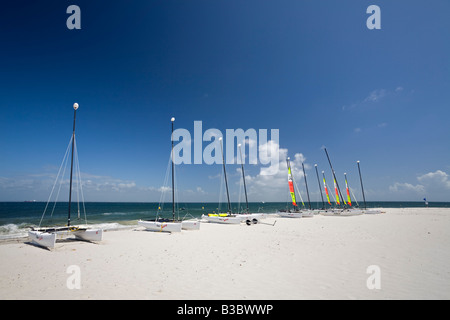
[357,160,367,210]
[238,144,249,213]
[302,163,311,210]
[171,117,175,221]
[324,147,346,208]
[67,103,79,227]
[315,164,325,209]
[219,137,231,213]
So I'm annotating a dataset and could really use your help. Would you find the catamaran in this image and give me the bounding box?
[320,148,362,216]
[235,143,266,224]
[300,162,314,217]
[28,103,103,249]
[357,160,381,214]
[201,137,242,224]
[277,157,303,218]
[138,117,199,232]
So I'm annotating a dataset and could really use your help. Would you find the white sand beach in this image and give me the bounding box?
[1,208,449,300]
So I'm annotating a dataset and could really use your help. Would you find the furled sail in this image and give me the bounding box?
[344,174,352,207]
[288,166,298,207]
[323,174,331,205]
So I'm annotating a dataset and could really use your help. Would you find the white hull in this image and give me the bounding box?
[138,220,182,232]
[237,213,264,223]
[277,211,303,218]
[201,214,242,224]
[300,210,315,218]
[28,227,103,249]
[320,209,364,216]
[73,228,103,241]
[29,231,57,249]
[363,209,382,214]
[181,219,200,230]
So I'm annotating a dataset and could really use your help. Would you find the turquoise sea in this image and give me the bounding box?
[1,201,449,240]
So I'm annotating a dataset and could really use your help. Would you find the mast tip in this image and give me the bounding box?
[314,164,317,167]
[171,117,175,122]
[357,160,360,163]
[73,103,79,110]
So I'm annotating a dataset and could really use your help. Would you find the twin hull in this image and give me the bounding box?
[28,227,103,249]
[137,219,200,232]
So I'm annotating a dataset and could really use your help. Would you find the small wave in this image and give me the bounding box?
[0,223,31,240]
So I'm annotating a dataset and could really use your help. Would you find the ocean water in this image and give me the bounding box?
[0,201,448,240]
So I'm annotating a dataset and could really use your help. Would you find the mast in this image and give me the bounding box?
[324,147,346,208]
[67,103,78,227]
[357,160,367,210]
[171,117,175,221]
[219,137,231,214]
[238,144,249,213]
[302,163,311,210]
[315,164,325,209]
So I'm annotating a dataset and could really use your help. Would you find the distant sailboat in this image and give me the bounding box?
[201,137,241,224]
[138,117,199,232]
[28,103,103,249]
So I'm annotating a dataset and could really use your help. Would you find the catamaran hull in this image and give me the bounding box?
[181,219,200,230]
[320,209,364,216]
[277,211,303,218]
[73,228,103,242]
[201,214,242,224]
[363,209,382,214]
[301,211,315,218]
[138,220,182,232]
[28,231,57,249]
[28,227,102,249]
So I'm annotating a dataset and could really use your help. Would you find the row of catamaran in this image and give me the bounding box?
[28,104,379,249]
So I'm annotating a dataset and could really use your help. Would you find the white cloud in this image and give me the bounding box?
[387,170,450,200]
[417,170,450,189]
[240,140,308,202]
[364,89,387,102]
[388,182,425,194]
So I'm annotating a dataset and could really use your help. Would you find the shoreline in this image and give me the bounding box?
[1,208,450,300]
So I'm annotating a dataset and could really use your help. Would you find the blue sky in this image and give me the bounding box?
[1,0,449,202]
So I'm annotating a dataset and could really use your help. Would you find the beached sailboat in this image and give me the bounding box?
[300,162,314,217]
[236,143,265,224]
[138,117,199,232]
[357,160,381,214]
[277,157,303,218]
[201,137,241,224]
[320,148,362,217]
[28,103,103,249]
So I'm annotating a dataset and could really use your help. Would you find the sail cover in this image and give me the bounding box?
[323,176,331,205]
[288,166,298,207]
[333,178,340,205]
[345,176,352,206]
